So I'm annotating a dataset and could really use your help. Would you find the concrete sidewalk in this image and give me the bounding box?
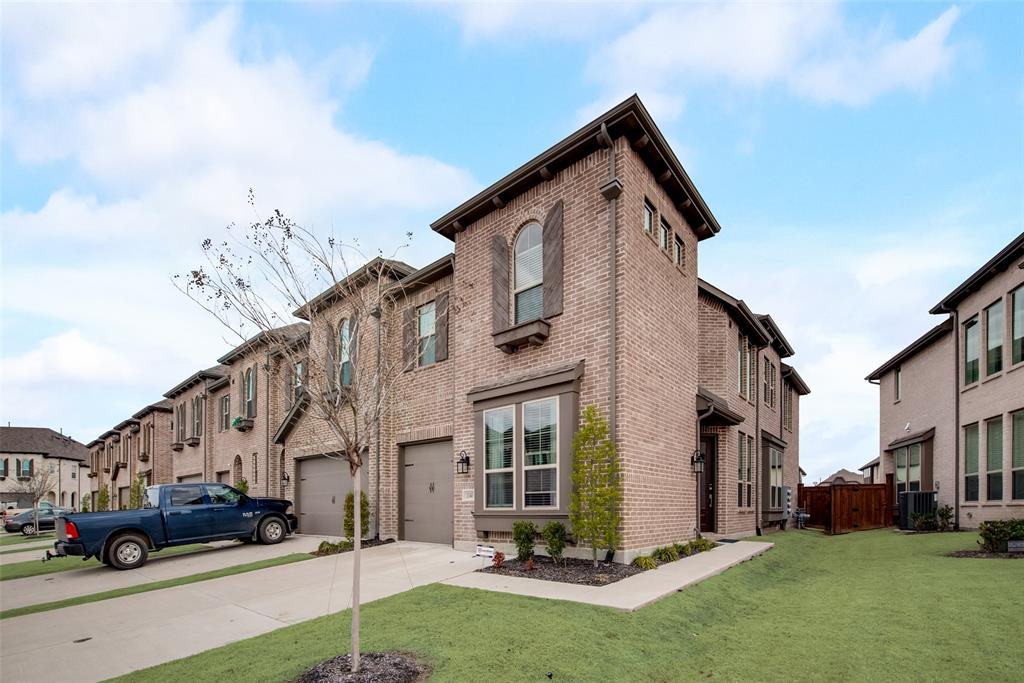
[0,536,327,611]
[444,540,772,611]
[0,541,478,682]
[0,540,59,564]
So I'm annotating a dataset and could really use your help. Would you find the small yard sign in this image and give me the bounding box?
[475,544,495,559]
[1008,540,1024,554]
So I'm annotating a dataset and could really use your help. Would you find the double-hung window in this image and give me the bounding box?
[964,424,979,501]
[659,219,670,251]
[220,395,230,431]
[964,317,980,384]
[523,398,558,508]
[176,403,186,442]
[513,224,544,324]
[1012,286,1024,366]
[338,320,353,387]
[673,234,685,267]
[192,396,203,437]
[418,302,437,367]
[746,435,754,507]
[1012,411,1024,500]
[483,406,514,509]
[986,417,1003,500]
[737,433,750,507]
[643,201,654,234]
[985,301,1003,375]
[737,335,748,398]
[768,447,783,508]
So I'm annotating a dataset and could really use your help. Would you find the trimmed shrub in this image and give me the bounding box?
[541,521,568,564]
[237,478,249,495]
[936,505,954,531]
[512,520,537,561]
[632,556,657,570]
[344,490,370,540]
[978,519,1024,552]
[688,537,717,553]
[316,539,353,556]
[651,545,680,563]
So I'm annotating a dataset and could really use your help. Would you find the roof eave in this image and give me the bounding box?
[929,233,1024,314]
[865,317,953,381]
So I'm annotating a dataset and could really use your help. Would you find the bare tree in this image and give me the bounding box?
[14,465,57,536]
[176,197,420,673]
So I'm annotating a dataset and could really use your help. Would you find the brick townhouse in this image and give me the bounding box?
[866,233,1024,527]
[83,96,808,560]
[0,427,89,509]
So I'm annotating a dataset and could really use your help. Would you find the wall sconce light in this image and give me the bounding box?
[281,472,290,488]
[456,450,471,475]
[691,450,705,475]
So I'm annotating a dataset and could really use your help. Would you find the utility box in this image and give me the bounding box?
[783,486,793,520]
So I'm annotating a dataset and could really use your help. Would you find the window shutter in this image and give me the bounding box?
[326,324,337,390]
[491,235,509,333]
[402,306,416,371]
[238,371,244,412]
[435,292,449,362]
[349,312,360,385]
[542,199,564,319]
[251,365,258,417]
[29,458,34,477]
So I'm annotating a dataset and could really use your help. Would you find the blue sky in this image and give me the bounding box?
[1,2,1022,482]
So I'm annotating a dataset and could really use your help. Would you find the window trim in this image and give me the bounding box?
[521,396,559,510]
[513,222,544,325]
[482,405,516,511]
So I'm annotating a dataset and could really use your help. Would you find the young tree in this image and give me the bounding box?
[80,495,91,513]
[176,198,420,673]
[129,474,146,509]
[96,485,110,512]
[13,464,56,536]
[568,405,622,567]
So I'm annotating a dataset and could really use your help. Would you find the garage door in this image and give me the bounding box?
[401,440,453,545]
[297,456,368,536]
[177,474,203,484]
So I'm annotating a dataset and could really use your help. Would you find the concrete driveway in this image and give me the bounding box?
[0,541,478,682]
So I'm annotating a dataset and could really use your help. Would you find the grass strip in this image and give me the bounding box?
[1,552,312,619]
[0,533,55,547]
[0,543,211,581]
[0,543,57,556]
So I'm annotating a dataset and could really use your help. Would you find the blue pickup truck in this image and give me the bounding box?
[51,482,298,570]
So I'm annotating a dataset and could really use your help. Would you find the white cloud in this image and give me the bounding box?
[583,3,961,120]
[440,1,644,43]
[0,330,138,385]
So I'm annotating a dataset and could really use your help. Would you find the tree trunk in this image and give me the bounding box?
[351,465,361,673]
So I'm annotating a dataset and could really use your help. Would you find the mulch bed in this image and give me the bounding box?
[946,550,1024,559]
[293,652,429,683]
[479,555,641,586]
[312,538,395,557]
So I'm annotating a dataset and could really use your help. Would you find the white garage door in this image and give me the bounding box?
[297,456,368,537]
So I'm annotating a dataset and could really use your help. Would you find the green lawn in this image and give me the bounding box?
[1,552,313,619]
[0,532,54,547]
[111,530,1024,683]
[0,543,212,581]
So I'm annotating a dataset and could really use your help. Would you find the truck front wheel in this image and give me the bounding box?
[107,534,149,570]
[257,517,286,545]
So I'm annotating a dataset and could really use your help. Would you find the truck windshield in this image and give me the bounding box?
[143,487,161,509]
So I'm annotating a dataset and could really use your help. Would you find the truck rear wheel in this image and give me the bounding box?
[257,517,285,545]
[107,534,149,570]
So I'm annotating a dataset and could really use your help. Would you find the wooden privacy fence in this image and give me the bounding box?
[801,483,890,535]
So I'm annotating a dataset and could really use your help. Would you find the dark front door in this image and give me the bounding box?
[699,436,717,533]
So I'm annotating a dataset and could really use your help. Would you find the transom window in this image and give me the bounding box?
[483,406,514,509]
[985,301,1003,375]
[964,424,979,501]
[513,223,544,324]
[964,317,979,384]
[523,398,558,508]
[418,301,437,367]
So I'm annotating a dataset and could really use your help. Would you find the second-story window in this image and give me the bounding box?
[1012,286,1024,366]
[894,366,902,401]
[338,319,353,387]
[643,200,654,234]
[192,396,203,437]
[244,368,256,418]
[513,223,544,324]
[737,335,748,398]
[659,219,670,251]
[418,301,437,367]
[220,395,230,431]
[964,317,979,384]
[673,234,685,267]
[985,300,1003,375]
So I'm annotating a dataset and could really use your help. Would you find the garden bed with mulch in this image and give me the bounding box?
[945,549,1024,559]
[312,538,395,557]
[293,651,429,683]
[479,555,642,586]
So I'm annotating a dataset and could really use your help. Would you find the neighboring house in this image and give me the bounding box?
[163,365,228,484]
[867,233,1024,527]
[0,427,89,509]
[133,399,174,487]
[860,457,880,484]
[817,469,866,486]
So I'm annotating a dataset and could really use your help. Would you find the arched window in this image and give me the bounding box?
[513,223,544,324]
[338,319,352,387]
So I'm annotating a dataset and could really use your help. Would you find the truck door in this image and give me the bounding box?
[163,485,212,542]
[204,484,250,537]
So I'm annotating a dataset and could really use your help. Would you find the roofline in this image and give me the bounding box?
[430,95,722,242]
[780,363,811,395]
[131,402,173,419]
[929,232,1024,313]
[698,279,771,346]
[216,323,310,365]
[163,367,227,399]
[859,457,880,471]
[394,254,454,296]
[865,317,953,381]
[295,257,416,320]
[756,314,795,358]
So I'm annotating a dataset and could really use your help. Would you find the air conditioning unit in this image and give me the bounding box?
[898,491,937,530]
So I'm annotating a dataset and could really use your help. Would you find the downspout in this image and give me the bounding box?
[203,387,209,481]
[953,310,960,530]
[265,351,271,497]
[373,268,383,540]
[695,406,715,539]
[755,346,763,536]
[602,124,619,441]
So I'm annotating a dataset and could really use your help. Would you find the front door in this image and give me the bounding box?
[401,440,453,545]
[699,436,717,533]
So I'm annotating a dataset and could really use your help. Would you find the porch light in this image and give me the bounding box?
[691,450,705,475]
[280,472,290,488]
[456,450,471,475]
